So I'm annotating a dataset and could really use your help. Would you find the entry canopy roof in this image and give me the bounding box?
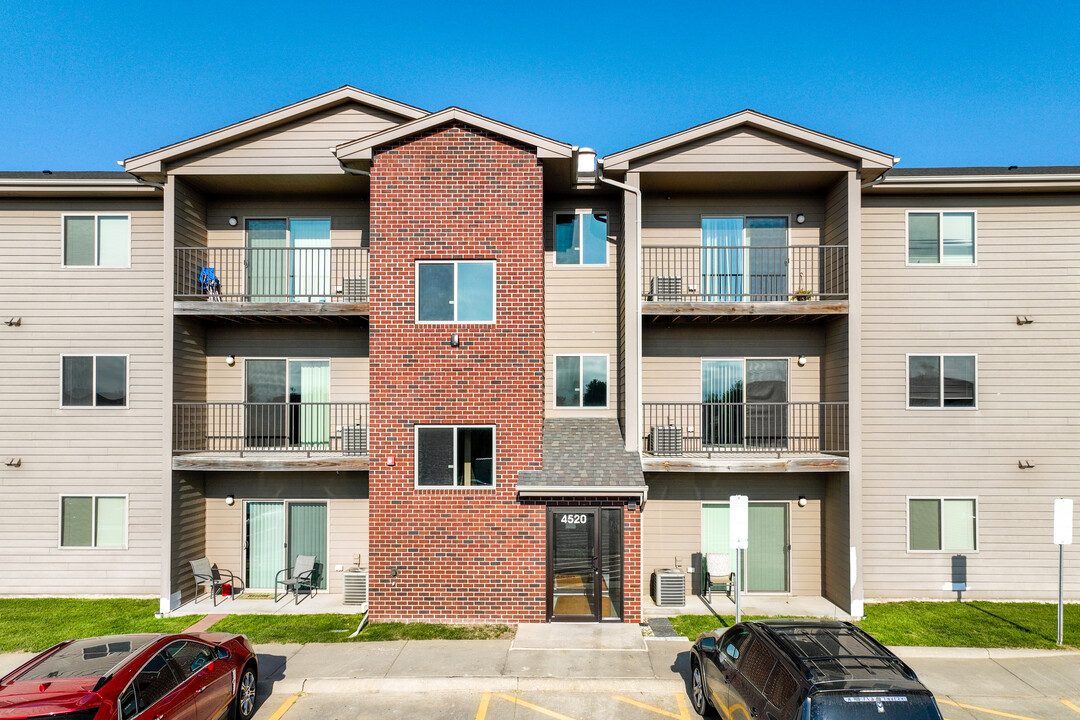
[602,109,897,181]
[518,419,647,500]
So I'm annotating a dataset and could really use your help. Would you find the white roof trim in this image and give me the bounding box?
[516,485,648,498]
[335,107,573,161]
[124,86,427,173]
[603,109,896,171]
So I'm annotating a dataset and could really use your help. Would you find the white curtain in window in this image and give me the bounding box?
[291,220,331,302]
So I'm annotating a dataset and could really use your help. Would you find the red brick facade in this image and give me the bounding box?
[367,121,642,624]
[368,123,548,622]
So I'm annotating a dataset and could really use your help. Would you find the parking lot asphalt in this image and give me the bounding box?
[4,631,1080,720]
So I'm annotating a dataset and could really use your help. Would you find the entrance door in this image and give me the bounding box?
[702,359,789,450]
[245,500,328,590]
[701,502,789,593]
[547,507,623,621]
[247,218,331,302]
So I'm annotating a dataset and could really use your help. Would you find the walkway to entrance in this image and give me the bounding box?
[642,592,852,620]
[513,623,646,651]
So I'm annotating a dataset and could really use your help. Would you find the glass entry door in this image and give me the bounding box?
[702,359,789,450]
[547,507,623,621]
[247,219,331,302]
[701,502,789,593]
[701,217,788,301]
[245,500,327,590]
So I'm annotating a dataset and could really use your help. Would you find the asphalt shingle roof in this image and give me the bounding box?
[517,418,645,491]
[888,166,1080,177]
[0,171,133,179]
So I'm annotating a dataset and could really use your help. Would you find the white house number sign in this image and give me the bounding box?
[560,513,588,526]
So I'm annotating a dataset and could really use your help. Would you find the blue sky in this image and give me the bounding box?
[1,0,1077,170]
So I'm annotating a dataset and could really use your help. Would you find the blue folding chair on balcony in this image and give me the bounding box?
[198,266,221,301]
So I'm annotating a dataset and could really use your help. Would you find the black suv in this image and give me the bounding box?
[690,619,943,720]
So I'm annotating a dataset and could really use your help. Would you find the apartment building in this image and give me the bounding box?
[1,87,1077,622]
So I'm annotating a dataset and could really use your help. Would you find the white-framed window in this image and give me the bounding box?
[555,211,608,265]
[907,211,975,265]
[61,355,128,408]
[908,497,977,552]
[60,495,127,548]
[62,214,130,267]
[415,425,495,488]
[415,261,495,323]
[907,354,976,409]
[555,354,608,408]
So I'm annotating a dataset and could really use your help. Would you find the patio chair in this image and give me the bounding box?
[275,554,318,604]
[189,557,244,607]
[703,553,735,603]
[198,267,221,301]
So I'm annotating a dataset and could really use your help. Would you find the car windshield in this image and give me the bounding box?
[14,635,159,681]
[809,692,942,720]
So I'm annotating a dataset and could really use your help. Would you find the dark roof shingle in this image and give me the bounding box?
[517,418,645,492]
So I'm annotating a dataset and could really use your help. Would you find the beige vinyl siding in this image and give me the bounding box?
[174,318,206,403]
[203,325,369,404]
[202,472,369,594]
[171,472,206,603]
[643,474,824,596]
[632,128,856,173]
[543,202,621,418]
[0,199,166,595]
[861,193,1080,599]
[174,177,207,248]
[170,103,406,174]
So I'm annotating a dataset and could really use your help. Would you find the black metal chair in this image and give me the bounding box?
[189,557,244,607]
[275,554,318,604]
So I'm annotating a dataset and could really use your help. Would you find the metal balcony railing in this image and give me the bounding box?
[641,245,848,303]
[642,401,848,456]
[173,402,369,457]
[175,247,369,303]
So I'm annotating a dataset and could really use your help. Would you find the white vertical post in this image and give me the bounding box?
[1054,498,1072,646]
[730,495,749,625]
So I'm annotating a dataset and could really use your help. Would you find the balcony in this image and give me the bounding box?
[173,402,369,471]
[641,245,848,320]
[174,247,369,320]
[642,401,848,473]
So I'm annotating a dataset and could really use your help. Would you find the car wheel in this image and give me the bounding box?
[691,659,715,717]
[232,663,257,720]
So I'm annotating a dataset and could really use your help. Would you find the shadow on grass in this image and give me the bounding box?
[966,602,1054,645]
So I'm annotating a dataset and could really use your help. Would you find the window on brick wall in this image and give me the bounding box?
[415,426,494,487]
[555,211,608,265]
[416,261,495,322]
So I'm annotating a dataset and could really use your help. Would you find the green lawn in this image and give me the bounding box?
[0,599,199,653]
[206,614,513,644]
[669,601,1079,649]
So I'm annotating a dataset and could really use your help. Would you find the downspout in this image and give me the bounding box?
[118,162,166,190]
[597,159,643,453]
[860,164,896,189]
[331,148,370,177]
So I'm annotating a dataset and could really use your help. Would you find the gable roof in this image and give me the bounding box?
[334,106,574,161]
[124,86,427,173]
[602,109,896,171]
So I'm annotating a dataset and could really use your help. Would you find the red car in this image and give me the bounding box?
[0,632,258,720]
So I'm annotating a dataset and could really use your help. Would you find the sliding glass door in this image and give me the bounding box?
[702,359,789,449]
[245,359,330,448]
[247,219,331,302]
[701,217,788,301]
[245,501,327,590]
[702,502,789,593]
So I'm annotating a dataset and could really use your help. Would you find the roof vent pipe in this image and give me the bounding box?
[575,147,597,186]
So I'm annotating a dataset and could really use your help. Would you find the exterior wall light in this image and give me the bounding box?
[798,496,808,507]
[225,495,235,506]
[797,355,807,367]
[226,355,235,366]
[228,216,238,226]
[450,333,459,347]
[796,214,806,224]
